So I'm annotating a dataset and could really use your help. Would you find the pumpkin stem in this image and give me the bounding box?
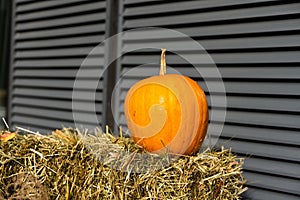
[160,48,167,76]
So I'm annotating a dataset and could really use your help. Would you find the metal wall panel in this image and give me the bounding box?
[118,0,300,199]
[9,0,107,132]
[8,0,300,198]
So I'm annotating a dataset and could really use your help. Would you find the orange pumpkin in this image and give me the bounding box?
[124,49,208,155]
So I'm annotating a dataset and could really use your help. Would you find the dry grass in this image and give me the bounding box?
[0,128,246,200]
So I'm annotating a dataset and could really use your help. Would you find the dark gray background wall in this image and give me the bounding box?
[0,0,10,119]
[8,0,300,199]
[9,0,107,131]
[0,0,10,90]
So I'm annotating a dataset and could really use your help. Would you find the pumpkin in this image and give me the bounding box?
[124,49,208,155]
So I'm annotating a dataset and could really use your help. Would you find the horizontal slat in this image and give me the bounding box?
[243,171,300,196]
[208,81,300,96]
[123,18,300,40]
[16,12,105,31]
[124,3,300,28]
[12,97,102,113]
[124,0,279,17]
[244,187,300,200]
[15,57,104,67]
[15,35,104,49]
[123,34,300,51]
[244,157,300,179]
[221,124,300,146]
[12,106,102,124]
[12,115,100,131]
[213,66,300,80]
[12,120,100,134]
[15,47,96,58]
[214,109,300,129]
[16,0,35,4]
[178,19,300,38]
[13,88,103,101]
[12,115,76,130]
[14,79,103,90]
[119,79,300,96]
[122,51,300,64]
[216,138,300,162]
[16,0,91,13]
[210,95,300,112]
[121,65,300,79]
[210,51,300,64]
[16,24,105,40]
[14,68,105,78]
[124,0,162,6]
[16,1,106,22]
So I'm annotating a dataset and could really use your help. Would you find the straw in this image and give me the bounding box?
[0,128,246,199]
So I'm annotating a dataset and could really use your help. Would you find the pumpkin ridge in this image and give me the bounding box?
[182,76,208,154]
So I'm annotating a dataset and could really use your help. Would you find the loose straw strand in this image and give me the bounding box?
[2,117,9,130]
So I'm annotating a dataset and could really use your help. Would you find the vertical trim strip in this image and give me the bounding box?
[104,0,122,131]
[7,0,15,126]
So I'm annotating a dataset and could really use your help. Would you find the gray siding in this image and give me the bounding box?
[9,0,107,132]
[117,0,300,199]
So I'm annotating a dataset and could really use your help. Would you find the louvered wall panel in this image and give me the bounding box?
[118,0,300,199]
[9,0,107,133]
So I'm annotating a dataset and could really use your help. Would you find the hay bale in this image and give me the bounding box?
[0,128,246,199]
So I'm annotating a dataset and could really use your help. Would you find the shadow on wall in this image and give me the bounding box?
[0,0,11,120]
